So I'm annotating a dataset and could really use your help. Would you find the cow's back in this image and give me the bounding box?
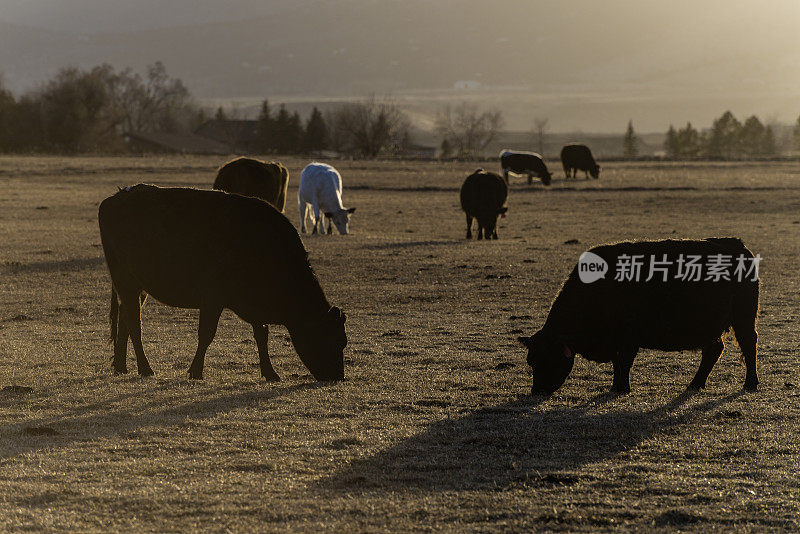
[99,185,312,315]
[213,157,289,212]
[299,162,342,199]
[500,150,545,173]
[561,144,595,167]
[460,170,507,213]
[549,238,757,352]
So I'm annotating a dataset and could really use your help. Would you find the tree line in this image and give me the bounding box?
[243,97,411,157]
[664,111,786,159]
[0,62,199,153]
[3,63,800,158]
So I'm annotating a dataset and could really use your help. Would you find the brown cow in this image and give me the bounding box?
[213,157,290,212]
[99,184,346,382]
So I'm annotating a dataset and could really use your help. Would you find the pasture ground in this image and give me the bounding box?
[0,156,798,532]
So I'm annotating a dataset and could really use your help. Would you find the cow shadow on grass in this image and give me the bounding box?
[359,240,462,251]
[1,256,105,275]
[0,379,322,461]
[321,389,744,492]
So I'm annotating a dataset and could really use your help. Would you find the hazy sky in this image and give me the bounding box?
[1,0,798,131]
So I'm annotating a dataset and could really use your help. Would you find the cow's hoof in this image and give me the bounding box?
[744,381,758,392]
[188,369,203,380]
[262,374,281,382]
[610,386,631,394]
[113,367,129,375]
[687,380,706,390]
[138,367,154,377]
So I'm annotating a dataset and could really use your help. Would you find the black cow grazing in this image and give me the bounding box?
[213,156,290,213]
[519,238,759,394]
[560,143,600,179]
[499,149,552,185]
[99,184,346,382]
[460,169,508,240]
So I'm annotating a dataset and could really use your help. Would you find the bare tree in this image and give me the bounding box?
[435,102,504,158]
[326,97,410,157]
[532,116,549,155]
[106,61,195,134]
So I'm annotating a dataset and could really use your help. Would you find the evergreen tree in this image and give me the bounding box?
[214,106,227,121]
[439,138,453,158]
[739,115,765,157]
[762,125,776,157]
[272,104,290,153]
[664,125,679,158]
[794,115,800,152]
[288,111,303,152]
[303,106,328,152]
[0,83,16,152]
[676,122,701,158]
[623,120,639,159]
[706,110,742,159]
[256,99,274,152]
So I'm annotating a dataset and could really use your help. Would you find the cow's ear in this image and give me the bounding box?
[347,207,356,214]
[498,206,508,214]
[324,212,334,218]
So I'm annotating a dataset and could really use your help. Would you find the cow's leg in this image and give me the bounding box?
[326,218,333,235]
[477,223,484,240]
[311,204,321,234]
[563,166,569,179]
[611,346,637,393]
[689,337,724,390]
[119,290,154,377]
[527,173,533,185]
[502,169,509,183]
[491,227,498,240]
[299,202,308,233]
[733,324,759,391]
[188,304,223,380]
[253,323,280,382]
[465,214,473,239]
[738,329,758,391]
[733,286,759,391]
[112,299,129,374]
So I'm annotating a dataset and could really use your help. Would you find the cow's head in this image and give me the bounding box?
[541,171,552,186]
[324,207,356,235]
[518,329,574,394]
[590,165,600,179]
[290,306,347,381]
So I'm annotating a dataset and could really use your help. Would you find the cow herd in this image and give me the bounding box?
[99,148,761,395]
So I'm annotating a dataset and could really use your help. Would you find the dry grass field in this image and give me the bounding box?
[1,155,799,532]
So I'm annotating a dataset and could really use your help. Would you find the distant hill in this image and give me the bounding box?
[1,0,798,132]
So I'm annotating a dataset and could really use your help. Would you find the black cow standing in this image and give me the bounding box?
[519,238,760,394]
[560,143,600,179]
[460,169,508,240]
[499,150,552,185]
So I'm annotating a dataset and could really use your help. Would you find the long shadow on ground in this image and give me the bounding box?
[321,390,743,492]
[0,380,321,461]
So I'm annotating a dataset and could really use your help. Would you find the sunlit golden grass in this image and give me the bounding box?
[0,156,798,531]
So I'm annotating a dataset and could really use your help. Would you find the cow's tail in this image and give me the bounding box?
[109,285,119,345]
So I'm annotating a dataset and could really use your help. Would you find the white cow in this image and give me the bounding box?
[298,162,356,235]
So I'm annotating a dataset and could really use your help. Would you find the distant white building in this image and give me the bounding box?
[453,80,481,90]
